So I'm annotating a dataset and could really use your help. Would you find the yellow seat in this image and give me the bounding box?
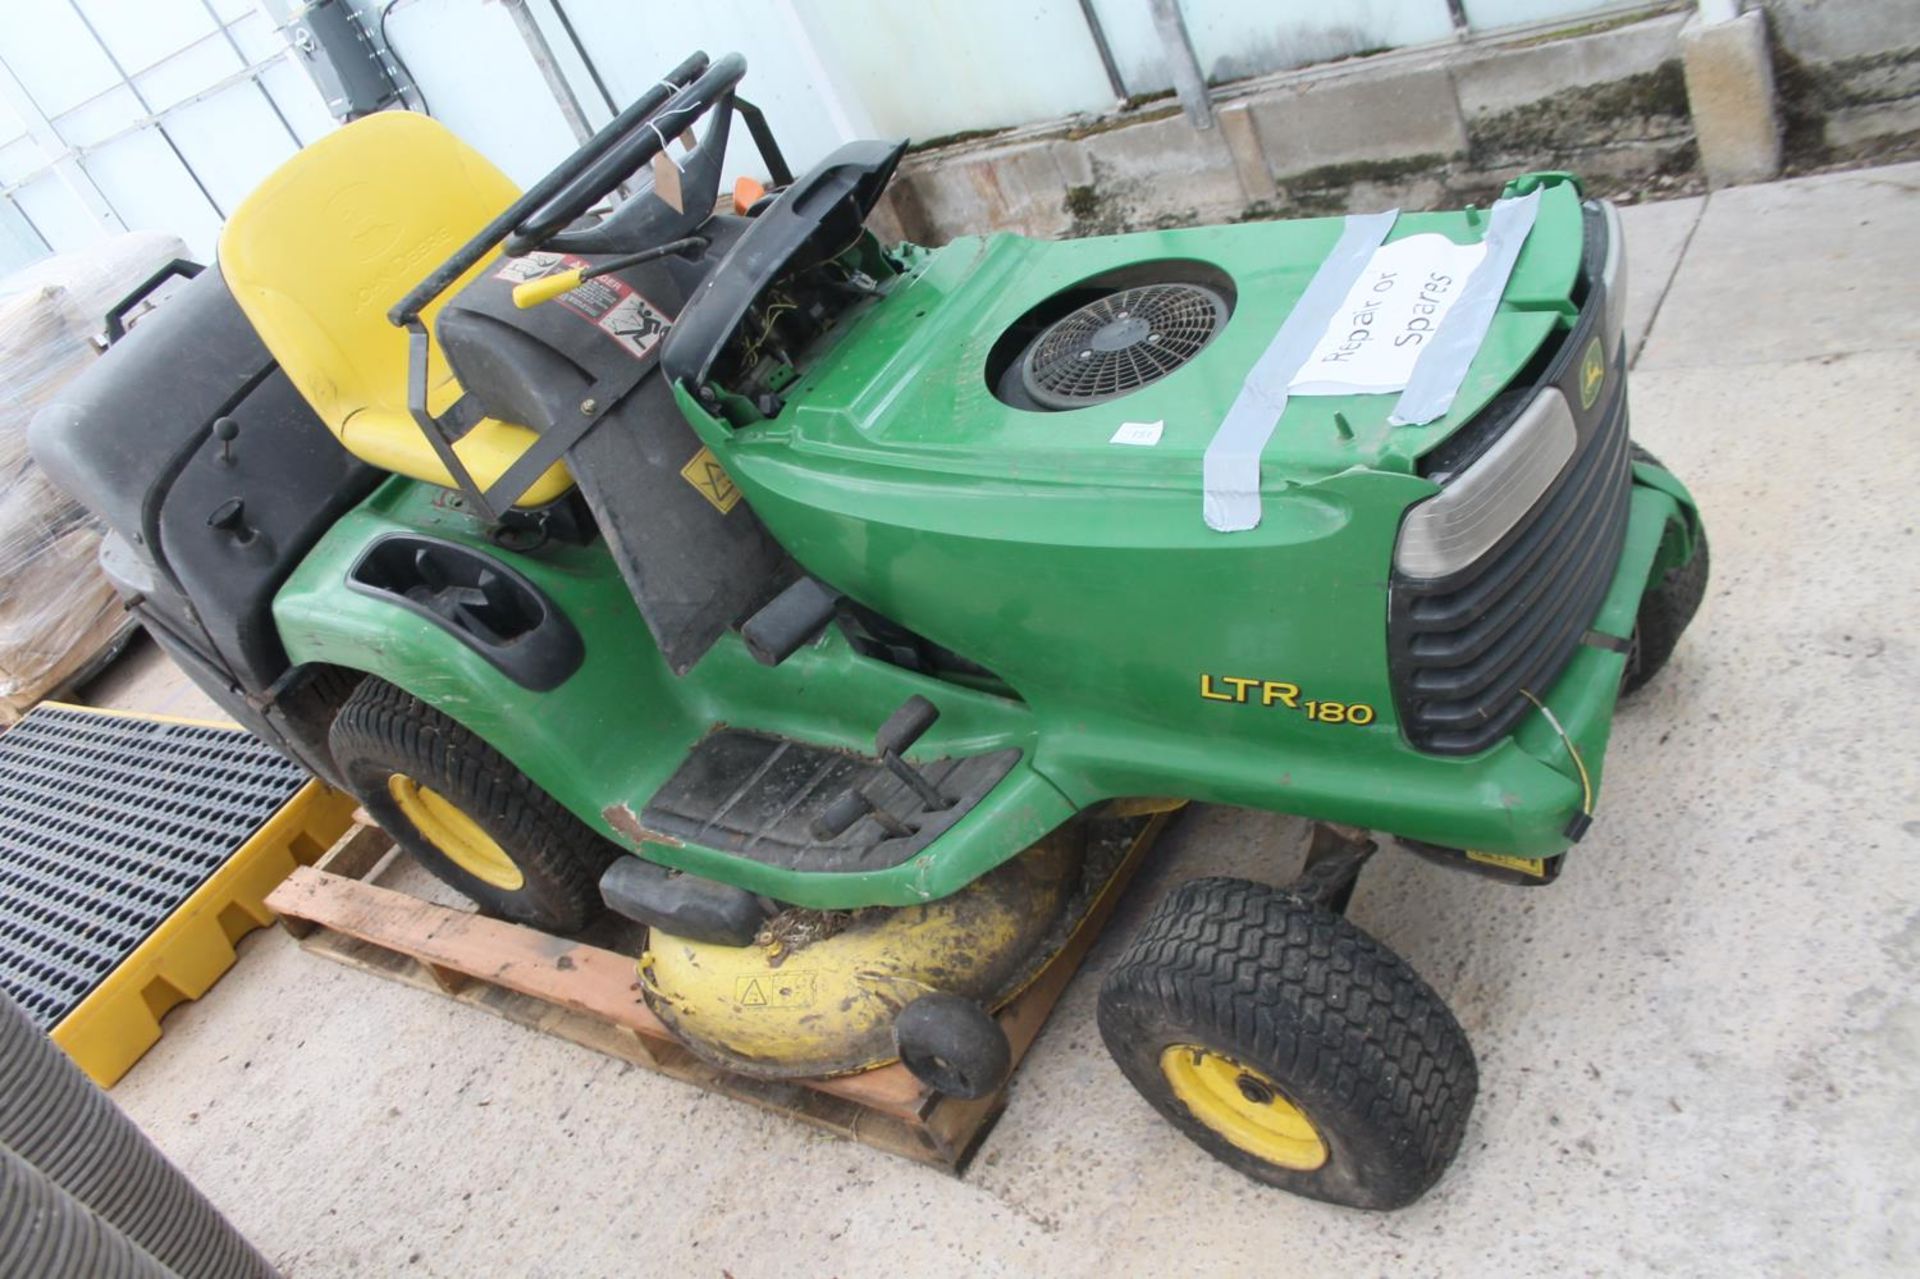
[219,112,573,507]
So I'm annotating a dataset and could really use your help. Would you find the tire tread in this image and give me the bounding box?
[329,678,614,933]
[1098,877,1476,1208]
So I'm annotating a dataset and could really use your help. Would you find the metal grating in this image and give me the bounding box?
[0,705,307,1031]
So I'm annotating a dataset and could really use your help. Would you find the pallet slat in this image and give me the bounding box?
[267,811,1170,1170]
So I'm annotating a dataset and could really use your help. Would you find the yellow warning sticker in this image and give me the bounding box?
[1466,850,1548,878]
[680,446,743,514]
[733,972,816,1010]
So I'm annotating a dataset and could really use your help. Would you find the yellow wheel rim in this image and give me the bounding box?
[1160,1045,1327,1171]
[387,775,525,891]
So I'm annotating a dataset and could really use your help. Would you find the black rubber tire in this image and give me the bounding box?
[1622,446,1709,697]
[893,994,1011,1100]
[1098,877,1477,1210]
[328,677,617,934]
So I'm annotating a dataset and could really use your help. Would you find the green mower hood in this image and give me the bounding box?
[770,176,1587,489]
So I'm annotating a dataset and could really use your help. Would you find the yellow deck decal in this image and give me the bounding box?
[1466,850,1548,877]
[681,446,743,514]
[732,972,815,1009]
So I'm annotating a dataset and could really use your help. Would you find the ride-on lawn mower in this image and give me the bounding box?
[33,52,1704,1209]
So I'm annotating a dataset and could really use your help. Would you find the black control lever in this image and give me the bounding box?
[811,785,913,841]
[213,415,239,464]
[875,695,949,811]
[811,695,951,843]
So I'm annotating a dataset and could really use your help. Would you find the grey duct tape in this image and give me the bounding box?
[1389,187,1543,428]
[1202,208,1399,532]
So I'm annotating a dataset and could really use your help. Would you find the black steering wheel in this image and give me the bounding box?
[388,51,746,327]
[505,52,746,257]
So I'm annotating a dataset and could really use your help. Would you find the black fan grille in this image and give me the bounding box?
[1020,283,1228,408]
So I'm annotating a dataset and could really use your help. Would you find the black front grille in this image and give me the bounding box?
[1389,333,1632,755]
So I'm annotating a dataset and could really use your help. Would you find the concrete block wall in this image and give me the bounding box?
[876,3,1920,243]
[878,12,1697,242]
[1760,0,1920,157]
[1683,9,1784,187]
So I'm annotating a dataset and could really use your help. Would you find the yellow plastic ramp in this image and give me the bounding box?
[0,703,356,1085]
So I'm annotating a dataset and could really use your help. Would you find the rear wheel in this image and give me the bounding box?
[1098,877,1476,1209]
[328,677,616,933]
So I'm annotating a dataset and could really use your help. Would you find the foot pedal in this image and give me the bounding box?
[740,577,842,666]
[637,727,1021,874]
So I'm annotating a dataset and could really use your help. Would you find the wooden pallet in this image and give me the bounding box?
[266,809,1170,1171]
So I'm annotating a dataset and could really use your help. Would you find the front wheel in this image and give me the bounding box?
[1623,446,1709,696]
[1098,878,1476,1209]
[328,677,617,933]
[1622,525,1709,696]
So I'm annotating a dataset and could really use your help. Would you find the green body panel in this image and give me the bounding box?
[275,479,1074,908]
[276,173,1703,909]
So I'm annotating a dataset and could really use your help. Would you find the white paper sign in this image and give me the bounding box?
[1289,234,1488,396]
[1111,420,1164,447]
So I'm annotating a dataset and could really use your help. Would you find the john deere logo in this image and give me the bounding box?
[1579,337,1606,410]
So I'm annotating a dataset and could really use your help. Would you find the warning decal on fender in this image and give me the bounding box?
[680,445,743,514]
[492,251,671,361]
[493,251,569,284]
[560,275,670,360]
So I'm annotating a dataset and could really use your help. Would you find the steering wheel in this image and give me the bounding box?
[505,52,746,257]
[388,51,745,327]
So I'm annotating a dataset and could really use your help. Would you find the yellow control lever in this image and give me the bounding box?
[511,267,585,309]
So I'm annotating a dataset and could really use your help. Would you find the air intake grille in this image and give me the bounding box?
[1020,283,1227,408]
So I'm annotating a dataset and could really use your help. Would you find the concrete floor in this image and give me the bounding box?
[79,161,1920,1276]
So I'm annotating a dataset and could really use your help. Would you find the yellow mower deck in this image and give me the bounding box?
[641,825,1087,1078]
[640,800,1185,1079]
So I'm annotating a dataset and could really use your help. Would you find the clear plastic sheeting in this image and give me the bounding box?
[0,232,189,722]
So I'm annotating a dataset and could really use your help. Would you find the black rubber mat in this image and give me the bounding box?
[642,728,1020,874]
[0,705,306,1031]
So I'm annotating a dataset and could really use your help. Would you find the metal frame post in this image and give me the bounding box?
[1148,0,1212,130]
[500,0,595,145]
[1077,0,1128,102]
[0,58,127,236]
[64,0,228,219]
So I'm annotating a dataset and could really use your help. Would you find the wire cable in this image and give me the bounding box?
[1519,688,1593,815]
[379,0,432,116]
